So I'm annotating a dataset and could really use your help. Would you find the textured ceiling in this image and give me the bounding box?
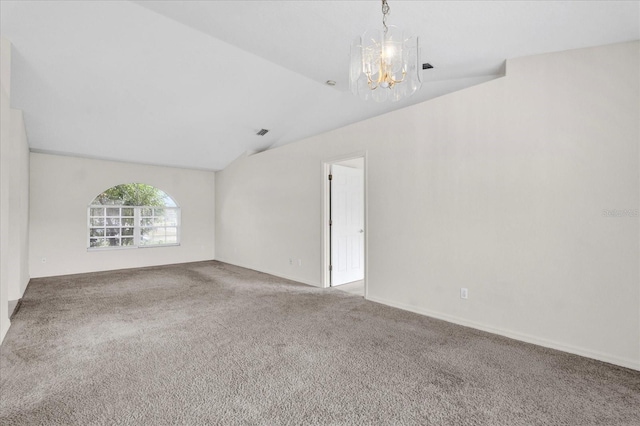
[1,1,638,170]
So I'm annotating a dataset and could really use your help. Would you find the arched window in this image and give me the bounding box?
[88,183,180,249]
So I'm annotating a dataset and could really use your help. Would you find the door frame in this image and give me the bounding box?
[321,152,368,297]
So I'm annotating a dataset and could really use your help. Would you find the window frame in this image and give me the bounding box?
[87,205,181,250]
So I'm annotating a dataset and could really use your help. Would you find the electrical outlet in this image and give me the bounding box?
[460,288,468,299]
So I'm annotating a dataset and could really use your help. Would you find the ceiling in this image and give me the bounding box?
[1,1,638,171]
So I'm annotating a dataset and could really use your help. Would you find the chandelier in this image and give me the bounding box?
[350,0,421,102]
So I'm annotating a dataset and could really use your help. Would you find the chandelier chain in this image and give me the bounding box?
[382,0,390,33]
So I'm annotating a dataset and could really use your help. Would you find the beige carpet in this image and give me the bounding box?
[1,261,638,425]
[332,280,364,296]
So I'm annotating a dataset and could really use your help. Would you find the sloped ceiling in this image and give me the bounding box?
[1,1,638,170]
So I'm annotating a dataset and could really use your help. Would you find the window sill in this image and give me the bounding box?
[87,243,181,252]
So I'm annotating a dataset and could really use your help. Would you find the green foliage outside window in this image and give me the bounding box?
[91,183,172,207]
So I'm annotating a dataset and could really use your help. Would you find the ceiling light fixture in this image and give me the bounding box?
[350,0,421,102]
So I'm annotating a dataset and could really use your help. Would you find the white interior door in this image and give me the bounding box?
[331,164,364,286]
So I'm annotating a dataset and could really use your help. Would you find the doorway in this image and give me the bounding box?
[323,156,366,295]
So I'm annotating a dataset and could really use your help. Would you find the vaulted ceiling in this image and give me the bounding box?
[1,1,638,170]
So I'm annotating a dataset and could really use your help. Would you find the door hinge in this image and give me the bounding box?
[329,220,332,226]
[328,174,333,181]
[329,265,332,271]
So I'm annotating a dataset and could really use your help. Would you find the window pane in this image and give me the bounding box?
[148,236,165,245]
[122,237,134,246]
[140,228,152,245]
[153,208,166,216]
[158,227,169,244]
[107,238,120,246]
[106,208,120,216]
[122,227,134,236]
[106,218,120,226]
[90,207,104,216]
[91,218,105,226]
[90,238,108,247]
[165,210,178,226]
[90,228,105,237]
[122,208,134,217]
[140,218,154,227]
[146,228,163,243]
[106,228,121,237]
[137,228,178,245]
[140,208,153,216]
[122,218,134,226]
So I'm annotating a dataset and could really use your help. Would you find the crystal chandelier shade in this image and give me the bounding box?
[349,1,421,102]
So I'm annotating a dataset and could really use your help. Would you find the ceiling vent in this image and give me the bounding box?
[422,63,434,70]
[256,129,269,136]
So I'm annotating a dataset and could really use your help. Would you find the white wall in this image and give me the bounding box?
[29,153,215,277]
[8,109,30,300]
[1,38,31,343]
[215,41,640,370]
[0,37,12,342]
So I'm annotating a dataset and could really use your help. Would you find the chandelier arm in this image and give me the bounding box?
[366,73,380,90]
[390,71,407,84]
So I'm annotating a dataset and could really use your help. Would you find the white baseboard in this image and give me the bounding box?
[366,295,640,372]
[214,258,321,288]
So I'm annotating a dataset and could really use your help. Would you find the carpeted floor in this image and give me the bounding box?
[1,261,638,425]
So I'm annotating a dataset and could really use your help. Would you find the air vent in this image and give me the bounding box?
[256,129,269,136]
[422,63,434,70]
